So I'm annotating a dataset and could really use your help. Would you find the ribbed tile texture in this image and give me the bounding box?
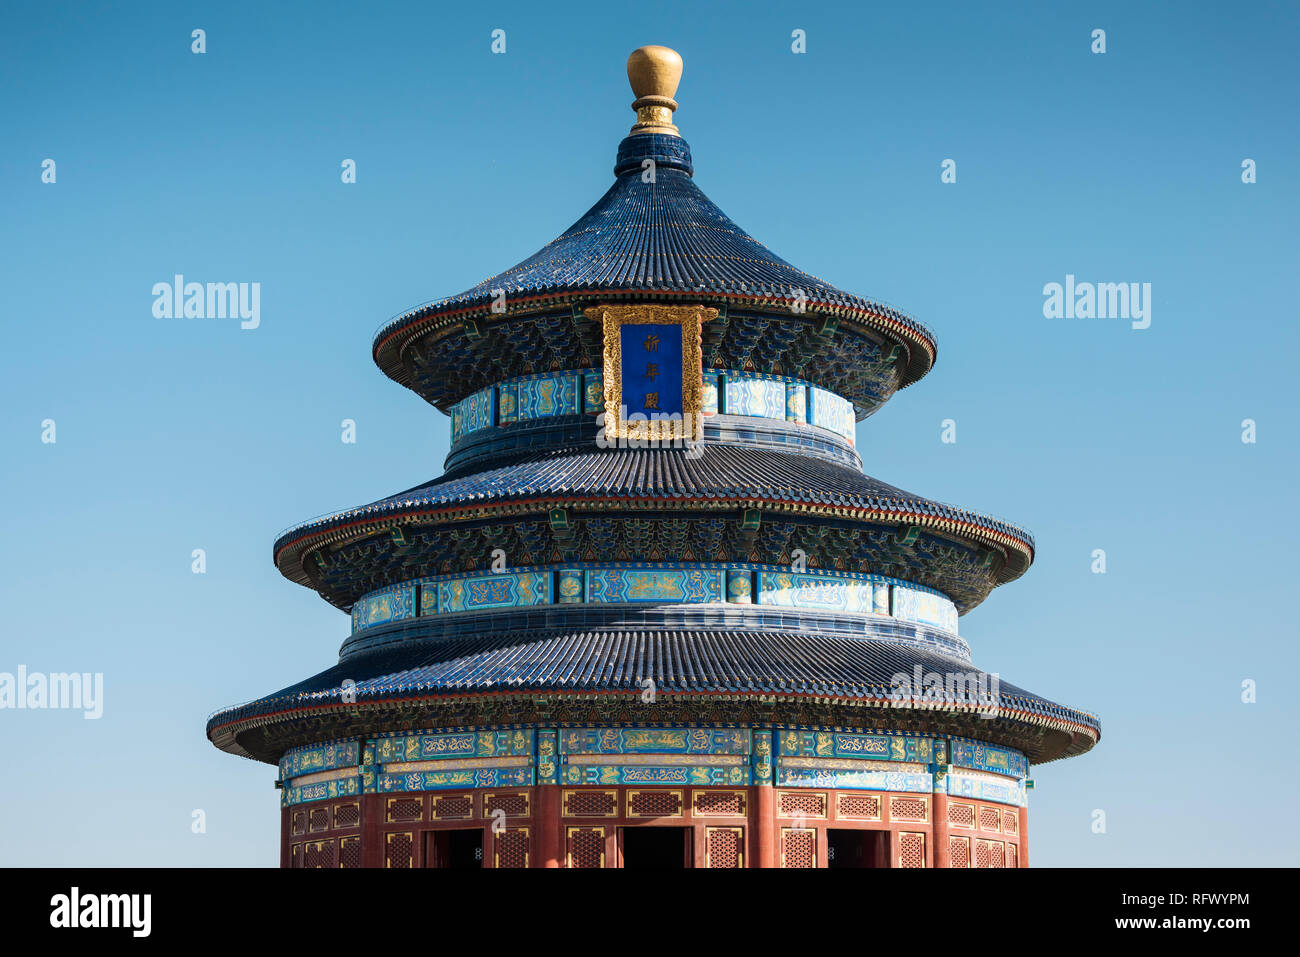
[374,136,931,347]
[275,445,1032,555]
[207,628,1099,741]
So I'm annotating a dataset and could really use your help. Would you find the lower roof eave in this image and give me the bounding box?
[207,687,1100,767]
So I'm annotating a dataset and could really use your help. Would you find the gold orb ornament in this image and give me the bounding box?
[626,45,683,135]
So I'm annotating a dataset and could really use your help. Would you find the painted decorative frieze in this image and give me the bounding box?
[892,583,960,634]
[809,385,856,443]
[759,572,876,613]
[585,567,724,603]
[438,571,552,613]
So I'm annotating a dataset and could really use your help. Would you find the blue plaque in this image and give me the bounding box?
[619,323,682,417]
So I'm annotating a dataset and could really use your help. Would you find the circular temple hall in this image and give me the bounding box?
[206,45,1099,868]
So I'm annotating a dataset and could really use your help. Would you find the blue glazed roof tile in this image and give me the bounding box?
[274,445,1034,583]
[373,134,934,381]
[206,628,1099,763]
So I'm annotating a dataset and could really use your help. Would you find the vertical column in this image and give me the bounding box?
[751,729,775,868]
[279,806,290,869]
[1018,804,1030,868]
[359,739,383,867]
[535,729,562,868]
[931,765,950,868]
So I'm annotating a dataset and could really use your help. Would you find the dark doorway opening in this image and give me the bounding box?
[620,826,693,868]
[827,829,889,868]
[425,828,484,868]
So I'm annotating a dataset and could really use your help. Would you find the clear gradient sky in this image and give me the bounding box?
[2,0,1297,866]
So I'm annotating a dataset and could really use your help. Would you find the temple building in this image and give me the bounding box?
[207,46,1098,868]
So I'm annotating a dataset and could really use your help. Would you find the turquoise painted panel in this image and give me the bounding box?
[419,584,437,616]
[517,373,579,420]
[810,385,855,442]
[776,765,934,793]
[702,372,719,414]
[872,582,890,615]
[375,729,534,763]
[585,567,724,603]
[725,374,786,419]
[450,386,494,443]
[785,382,807,423]
[356,584,414,630]
[950,737,1029,778]
[892,583,959,634]
[758,571,874,612]
[582,372,604,414]
[497,381,518,424]
[561,763,749,786]
[279,740,361,778]
[438,571,552,613]
[947,770,1026,807]
[282,775,361,807]
[776,729,932,762]
[560,727,750,755]
[378,766,532,793]
[537,729,559,785]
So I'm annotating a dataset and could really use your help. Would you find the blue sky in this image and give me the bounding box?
[1,0,1296,866]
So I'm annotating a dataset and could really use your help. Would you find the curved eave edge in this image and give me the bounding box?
[372,289,938,395]
[206,689,1100,766]
[272,495,1036,594]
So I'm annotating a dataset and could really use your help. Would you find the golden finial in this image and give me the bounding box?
[627,45,683,135]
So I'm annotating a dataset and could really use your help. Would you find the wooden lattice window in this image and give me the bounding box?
[837,793,882,821]
[291,811,306,836]
[890,796,929,823]
[778,791,827,819]
[897,831,926,868]
[385,831,413,868]
[979,806,1002,832]
[705,827,744,868]
[693,790,746,816]
[333,802,360,829]
[1002,809,1018,834]
[495,827,530,868]
[386,797,423,823]
[484,792,531,819]
[308,806,331,832]
[975,839,992,868]
[431,795,473,820]
[627,790,683,818]
[339,836,362,868]
[563,790,618,817]
[949,835,971,868]
[290,843,302,868]
[948,802,976,828]
[1007,842,1019,868]
[566,826,606,868]
[781,828,816,868]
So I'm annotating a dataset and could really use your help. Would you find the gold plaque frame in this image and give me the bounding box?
[587,303,715,444]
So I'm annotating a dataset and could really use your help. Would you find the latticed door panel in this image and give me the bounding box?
[1007,842,1019,868]
[494,827,530,868]
[975,839,992,868]
[304,839,336,868]
[385,831,414,869]
[705,827,744,868]
[566,826,606,868]
[989,840,1006,868]
[781,828,816,868]
[339,836,363,868]
[897,831,926,868]
[949,835,971,868]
